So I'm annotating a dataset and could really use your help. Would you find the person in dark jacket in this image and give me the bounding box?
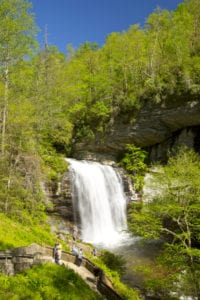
[53,242,62,264]
[77,248,83,266]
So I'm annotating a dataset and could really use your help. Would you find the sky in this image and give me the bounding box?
[30,0,184,53]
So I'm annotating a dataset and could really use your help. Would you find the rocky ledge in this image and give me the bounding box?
[74,99,200,161]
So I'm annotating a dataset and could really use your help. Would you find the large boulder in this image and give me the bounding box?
[11,243,44,256]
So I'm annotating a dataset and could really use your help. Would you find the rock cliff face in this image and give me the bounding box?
[74,99,200,162]
[0,244,51,275]
[44,173,75,239]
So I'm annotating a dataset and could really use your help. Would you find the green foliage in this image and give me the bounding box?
[134,243,200,299]
[40,144,67,174]
[119,145,148,191]
[31,48,74,154]
[91,255,140,300]
[132,260,178,300]
[0,152,45,225]
[129,202,162,240]
[0,213,55,249]
[0,0,200,162]
[0,1,200,298]
[120,145,148,173]
[0,263,101,300]
[61,0,200,143]
[39,144,68,196]
[129,147,200,298]
[100,250,126,276]
[0,0,37,60]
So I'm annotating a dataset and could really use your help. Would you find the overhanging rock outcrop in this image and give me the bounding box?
[74,99,200,161]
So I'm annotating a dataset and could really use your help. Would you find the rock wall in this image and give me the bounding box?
[44,172,75,239]
[117,167,140,202]
[0,244,51,275]
[73,99,200,162]
[45,173,73,220]
[148,126,200,162]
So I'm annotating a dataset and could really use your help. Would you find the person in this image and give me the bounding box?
[92,247,97,257]
[53,242,62,264]
[94,266,101,284]
[72,243,78,256]
[56,243,62,264]
[53,242,59,263]
[77,248,83,266]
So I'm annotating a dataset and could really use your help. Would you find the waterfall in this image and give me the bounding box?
[67,159,128,247]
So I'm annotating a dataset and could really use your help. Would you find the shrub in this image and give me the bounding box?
[100,250,126,276]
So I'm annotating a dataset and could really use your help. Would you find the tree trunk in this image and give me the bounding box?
[1,61,9,156]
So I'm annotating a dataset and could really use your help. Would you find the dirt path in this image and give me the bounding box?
[61,260,101,295]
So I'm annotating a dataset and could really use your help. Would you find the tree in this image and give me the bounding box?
[129,148,200,299]
[31,46,73,153]
[101,250,126,276]
[0,0,45,224]
[102,27,145,114]
[0,0,37,155]
[119,145,148,191]
[65,42,112,141]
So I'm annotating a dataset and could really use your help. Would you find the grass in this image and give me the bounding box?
[0,263,102,300]
[0,213,141,299]
[0,214,102,299]
[0,213,56,250]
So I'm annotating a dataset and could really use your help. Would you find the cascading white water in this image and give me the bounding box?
[67,159,128,247]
